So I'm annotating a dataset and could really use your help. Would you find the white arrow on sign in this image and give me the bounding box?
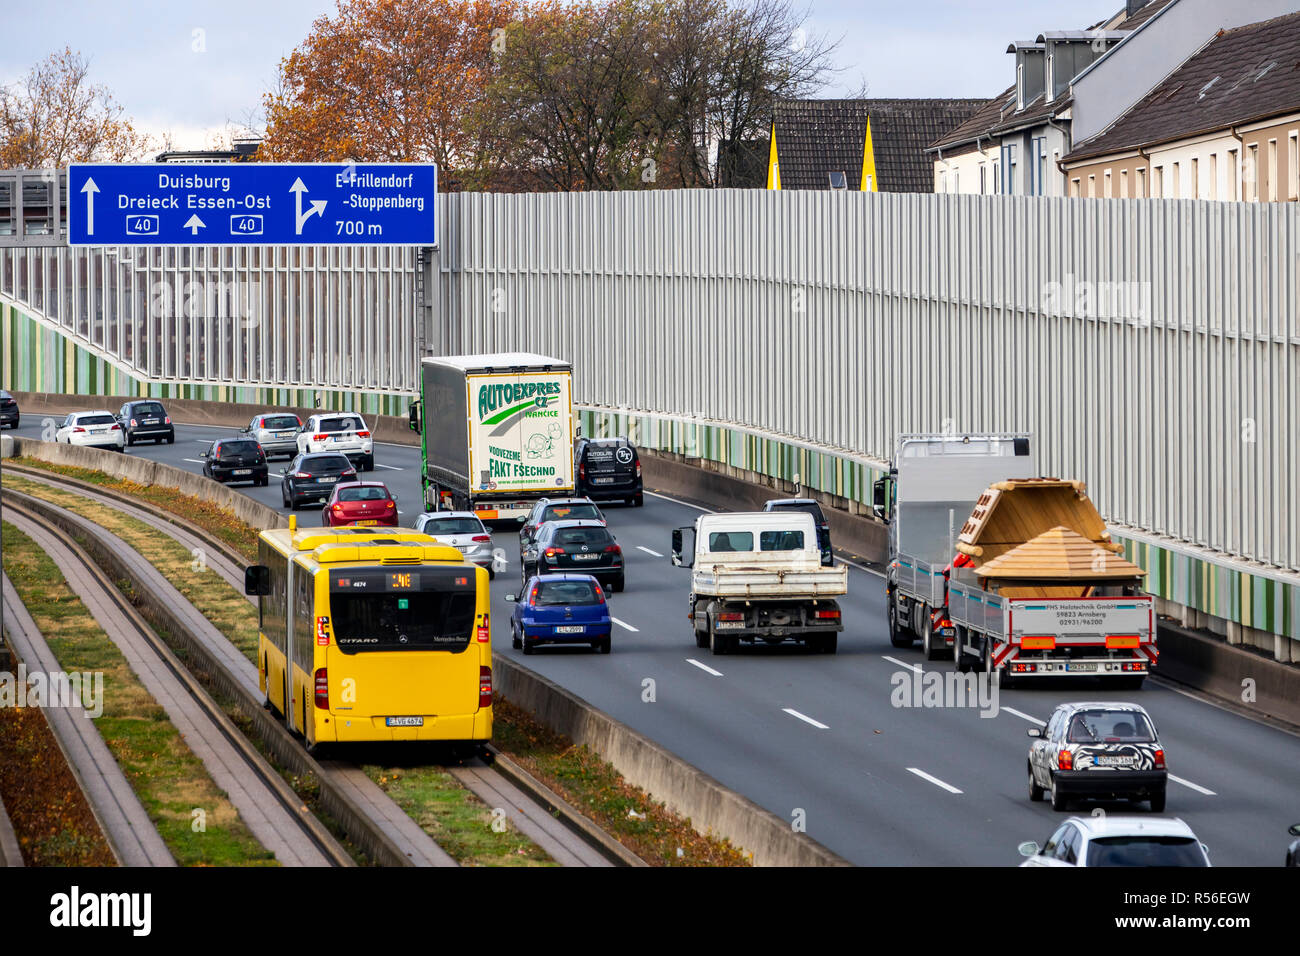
[183,214,206,236]
[81,178,100,235]
[290,177,327,235]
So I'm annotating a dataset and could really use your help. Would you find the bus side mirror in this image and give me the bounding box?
[872,476,889,522]
[408,401,421,434]
[244,565,271,596]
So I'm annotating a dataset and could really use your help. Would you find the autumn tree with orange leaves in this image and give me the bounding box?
[261,0,518,169]
[0,48,150,167]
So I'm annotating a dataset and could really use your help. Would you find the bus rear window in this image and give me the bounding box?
[330,590,476,653]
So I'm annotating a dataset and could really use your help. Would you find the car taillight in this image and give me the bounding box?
[813,609,840,620]
[110,423,121,430]
[343,470,356,478]
[314,668,329,709]
[316,616,330,646]
[332,504,343,512]
[530,587,539,604]
[544,547,562,558]
[130,418,138,426]
[1153,749,1165,770]
[313,433,327,441]
[357,430,370,438]
[635,461,641,477]
[294,472,311,478]
[72,426,86,433]
[384,500,395,509]
[604,543,620,553]
[164,416,171,425]
[472,534,491,542]
[1058,750,1073,771]
[479,666,492,708]
[718,612,744,622]
[579,462,586,479]
[477,612,490,643]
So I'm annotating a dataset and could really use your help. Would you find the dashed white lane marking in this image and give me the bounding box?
[782,708,829,730]
[612,617,639,632]
[645,491,713,513]
[373,463,402,471]
[882,655,922,673]
[636,546,663,557]
[1169,775,1217,796]
[686,658,723,677]
[1000,707,1046,726]
[907,768,963,794]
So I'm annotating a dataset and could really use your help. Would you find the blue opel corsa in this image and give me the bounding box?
[509,573,613,655]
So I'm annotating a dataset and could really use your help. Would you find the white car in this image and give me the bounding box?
[296,413,374,471]
[1018,815,1210,867]
[414,511,501,578]
[55,411,125,451]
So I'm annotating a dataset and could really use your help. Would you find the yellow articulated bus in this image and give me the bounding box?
[244,520,492,749]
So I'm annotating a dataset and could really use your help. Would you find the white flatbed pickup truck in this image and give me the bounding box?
[671,512,847,655]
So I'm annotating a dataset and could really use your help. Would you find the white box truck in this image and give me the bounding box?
[409,353,575,523]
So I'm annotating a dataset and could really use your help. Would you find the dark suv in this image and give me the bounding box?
[202,438,268,486]
[520,519,624,591]
[280,453,357,510]
[763,498,832,566]
[519,496,606,550]
[117,400,175,445]
[574,437,643,506]
[0,391,18,429]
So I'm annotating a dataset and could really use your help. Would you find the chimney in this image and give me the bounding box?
[1126,0,1150,16]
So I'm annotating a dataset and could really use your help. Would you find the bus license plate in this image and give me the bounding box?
[1067,662,1097,672]
[386,716,424,727]
[555,625,585,634]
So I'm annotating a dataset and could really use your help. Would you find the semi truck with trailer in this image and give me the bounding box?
[874,433,1156,686]
[671,512,848,654]
[409,353,575,524]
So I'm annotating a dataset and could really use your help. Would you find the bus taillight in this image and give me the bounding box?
[314,668,329,709]
[477,612,490,643]
[479,666,492,708]
[316,616,330,646]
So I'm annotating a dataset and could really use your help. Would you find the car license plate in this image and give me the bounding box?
[715,621,745,629]
[555,625,585,634]
[592,477,615,484]
[385,716,424,727]
[92,427,107,433]
[356,519,378,526]
[573,553,599,561]
[320,476,338,483]
[1095,755,1136,767]
[1066,662,1097,672]
[277,431,296,438]
[234,469,252,476]
[145,418,160,424]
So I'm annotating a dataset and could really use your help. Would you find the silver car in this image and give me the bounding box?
[414,511,499,578]
[242,412,304,459]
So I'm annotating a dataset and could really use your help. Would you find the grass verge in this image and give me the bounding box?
[493,698,751,866]
[1,520,276,865]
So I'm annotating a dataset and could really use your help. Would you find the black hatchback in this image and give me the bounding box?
[574,437,642,506]
[521,519,624,591]
[0,391,18,429]
[117,400,174,445]
[281,453,357,510]
[202,438,268,486]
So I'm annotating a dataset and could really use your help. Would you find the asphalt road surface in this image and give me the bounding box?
[9,409,1300,866]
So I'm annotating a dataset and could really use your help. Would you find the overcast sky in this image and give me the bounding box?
[2,0,1124,151]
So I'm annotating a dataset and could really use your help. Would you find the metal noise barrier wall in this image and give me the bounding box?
[431,189,1300,576]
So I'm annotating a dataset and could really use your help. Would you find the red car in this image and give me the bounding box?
[323,481,398,527]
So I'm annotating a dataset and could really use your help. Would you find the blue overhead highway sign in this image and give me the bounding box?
[66,162,437,246]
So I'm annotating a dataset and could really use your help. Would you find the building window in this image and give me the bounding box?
[1153,166,1164,197]
[1017,63,1025,110]
[993,161,1000,194]
[1120,169,1129,199]
[1191,157,1199,199]
[1104,169,1112,198]
[1001,143,1017,194]
[1268,139,1278,201]
[1071,177,1081,198]
[1087,174,1096,198]
[938,169,946,193]
[1209,154,1218,201]
[1046,53,1055,102]
[1172,161,1181,199]
[1246,144,1258,201]
[1227,149,1240,200]
[1136,167,1146,198]
[1289,132,1298,201]
[828,170,848,190]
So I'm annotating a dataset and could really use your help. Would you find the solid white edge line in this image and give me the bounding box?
[182,458,206,464]
[611,617,639,632]
[906,768,963,794]
[1000,706,1046,727]
[1168,774,1217,796]
[685,658,723,677]
[636,545,663,557]
[882,655,922,674]
[782,707,829,730]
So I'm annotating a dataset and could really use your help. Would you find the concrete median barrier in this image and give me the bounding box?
[493,656,852,867]
[5,437,287,532]
[10,391,420,447]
